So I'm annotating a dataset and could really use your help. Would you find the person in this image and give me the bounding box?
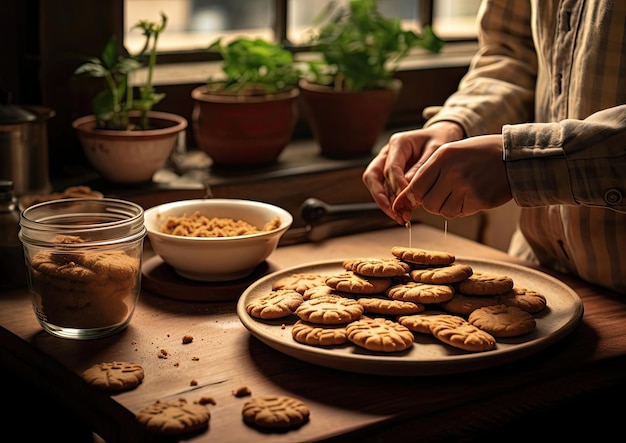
[362,0,626,294]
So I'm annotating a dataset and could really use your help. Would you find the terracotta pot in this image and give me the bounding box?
[299,79,401,158]
[72,111,187,184]
[191,85,299,168]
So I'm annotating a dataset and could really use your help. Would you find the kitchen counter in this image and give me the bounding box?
[1,224,625,442]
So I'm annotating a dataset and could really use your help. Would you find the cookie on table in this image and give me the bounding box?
[136,398,210,436]
[242,395,310,429]
[468,304,536,337]
[246,289,303,319]
[357,297,425,316]
[440,293,501,316]
[295,295,364,325]
[390,246,455,266]
[325,271,393,295]
[343,257,411,277]
[397,312,466,334]
[292,320,349,346]
[409,263,473,285]
[346,317,414,352]
[497,287,547,313]
[456,272,514,296]
[386,281,455,304]
[81,361,144,392]
[272,272,327,295]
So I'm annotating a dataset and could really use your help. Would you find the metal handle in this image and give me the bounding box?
[300,198,382,224]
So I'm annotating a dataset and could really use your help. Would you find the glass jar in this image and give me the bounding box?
[19,198,146,339]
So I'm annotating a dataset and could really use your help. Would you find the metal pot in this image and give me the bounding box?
[0,100,54,197]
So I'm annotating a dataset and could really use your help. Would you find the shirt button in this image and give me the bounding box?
[604,189,623,205]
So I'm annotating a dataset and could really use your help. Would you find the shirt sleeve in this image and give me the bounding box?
[504,105,626,213]
[424,0,538,136]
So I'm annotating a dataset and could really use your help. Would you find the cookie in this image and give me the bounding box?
[468,304,536,337]
[456,272,514,296]
[81,361,144,392]
[432,321,497,352]
[246,289,303,319]
[295,295,364,324]
[397,312,466,334]
[325,271,392,294]
[497,287,547,313]
[346,317,414,352]
[292,320,349,346]
[242,395,310,429]
[390,246,455,266]
[302,284,356,300]
[386,281,455,304]
[136,398,210,436]
[440,293,501,316]
[357,297,425,316]
[409,263,473,284]
[272,273,327,295]
[343,257,411,277]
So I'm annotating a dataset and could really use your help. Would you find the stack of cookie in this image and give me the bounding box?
[245,246,547,354]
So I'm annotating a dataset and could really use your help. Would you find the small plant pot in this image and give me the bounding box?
[191,85,299,168]
[73,111,187,184]
[299,79,401,158]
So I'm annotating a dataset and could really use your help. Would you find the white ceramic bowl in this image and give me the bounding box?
[144,199,293,281]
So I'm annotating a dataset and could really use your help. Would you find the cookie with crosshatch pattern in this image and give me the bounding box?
[391,246,455,266]
[136,398,210,436]
[242,395,310,429]
[81,361,144,392]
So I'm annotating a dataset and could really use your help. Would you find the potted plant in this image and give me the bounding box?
[191,37,301,168]
[300,0,444,158]
[72,13,187,184]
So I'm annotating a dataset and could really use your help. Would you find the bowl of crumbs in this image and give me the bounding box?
[144,199,293,282]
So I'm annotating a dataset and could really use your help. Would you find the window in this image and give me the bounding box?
[124,0,480,56]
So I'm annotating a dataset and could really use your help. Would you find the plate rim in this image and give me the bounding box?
[237,257,584,376]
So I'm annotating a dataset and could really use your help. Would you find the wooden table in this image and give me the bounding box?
[1,224,625,442]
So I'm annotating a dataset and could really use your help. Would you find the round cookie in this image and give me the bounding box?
[246,289,303,319]
[81,361,144,392]
[409,263,473,284]
[242,395,310,429]
[432,321,497,352]
[346,317,414,352]
[386,281,455,304]
[357,297,425,316]
[390,246,455,266]
[343,257,411,277]
[302,284,356,300]
[440,293,501,316]
[397,312,466,334]
[295,295,364,325]
[272,272,328,295]
[136,399,210,436]
[457,272,514,296]
[325,271,392,295]
[292,320,349,346]
[497,287,547,313]
[468,304,536,337]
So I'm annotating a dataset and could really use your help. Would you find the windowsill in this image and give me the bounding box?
[132,41,477,86]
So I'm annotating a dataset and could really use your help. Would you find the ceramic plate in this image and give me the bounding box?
[237,258,584,376]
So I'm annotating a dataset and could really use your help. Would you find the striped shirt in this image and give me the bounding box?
[425,0,626,294]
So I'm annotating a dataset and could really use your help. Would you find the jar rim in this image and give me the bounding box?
[19,197,146,247]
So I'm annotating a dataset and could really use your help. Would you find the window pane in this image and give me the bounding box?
[288,0,423,45]
[124,0,274,53]
[433,0,481,40]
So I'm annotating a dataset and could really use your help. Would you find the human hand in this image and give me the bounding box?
[392,134,513,221]
[362,122,464,224]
